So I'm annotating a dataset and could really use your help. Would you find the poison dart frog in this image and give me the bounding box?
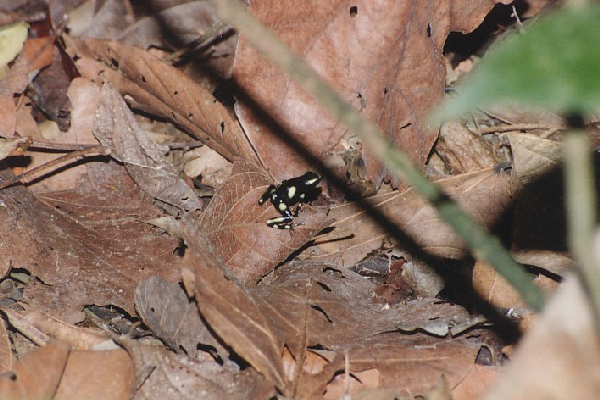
[258,171,322,229]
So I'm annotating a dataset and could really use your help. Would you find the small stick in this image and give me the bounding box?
[27,141,99,152]
[0,145,111,191]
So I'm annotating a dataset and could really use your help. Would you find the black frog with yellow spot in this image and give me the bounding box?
[258,172,322,229]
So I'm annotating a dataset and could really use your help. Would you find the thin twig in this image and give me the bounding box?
[476,123,561,135]
[27,140,99,152]
[0,145,110,190]
[166,140,205,151]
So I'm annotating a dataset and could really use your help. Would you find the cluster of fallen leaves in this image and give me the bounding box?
[0,1,598,399]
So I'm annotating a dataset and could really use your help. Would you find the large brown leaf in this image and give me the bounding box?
[63,36,257,163]
[0,167,181,324]
[234,0,511,185]
[254,262,482,353]
[181,225,286,391]
[252,262,482,398]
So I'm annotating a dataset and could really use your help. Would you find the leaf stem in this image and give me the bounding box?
[564,130,600,331]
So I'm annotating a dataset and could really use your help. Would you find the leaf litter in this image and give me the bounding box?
[0,1,595,399]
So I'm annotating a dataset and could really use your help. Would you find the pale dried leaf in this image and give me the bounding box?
[93,82,201,213]
[54,349,134,400]
[0,137,28,161]
[0,318,12,373]
[507,133,561,186]
[314,335,480,398]
[0,341,70,400]
[2,309,109,350]
[482,276,600,400]
[25,77,100,193]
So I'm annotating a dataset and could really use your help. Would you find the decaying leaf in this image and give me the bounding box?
[122,339,274,400]
[436,122,503,174]
[0,168,181,324]
[254,262,483,353]
[134,276,230,362]
[93,82,201,213]
[198,159,329,283]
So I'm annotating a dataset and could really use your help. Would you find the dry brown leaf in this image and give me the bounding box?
[254,262,482,356]
[63,36,257,163]
[93,82,201,213]
[118,2,237,82]
[0,167,180,323]
[31,42,74,131]
[305,168,512,266]
[315,335,480,399]
[0,53,30,138]
[512,250,573,277]
[234,0,511,184]
[508,133,574,274]
[71,0,132,40]
[134,276,230,361]
[21,36,55,73]
[121,339,274,400]
[0,341,70,400]
[181,226,286,391]
[198,159,329,283]
[54,348,134,400]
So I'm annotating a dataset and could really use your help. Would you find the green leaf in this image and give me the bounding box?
[433,7,600,120]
